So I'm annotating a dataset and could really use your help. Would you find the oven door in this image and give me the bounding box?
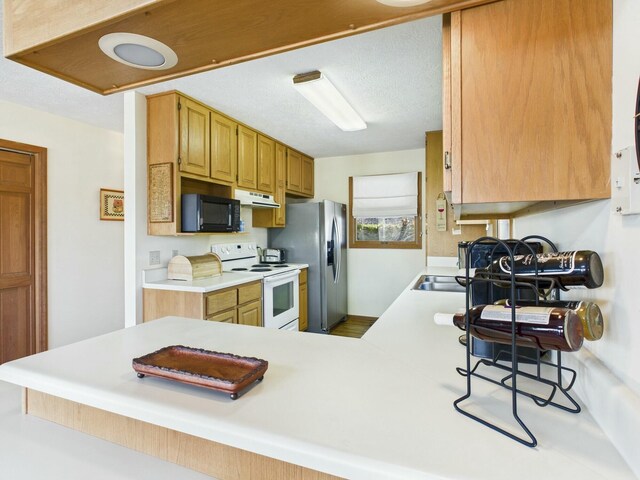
[263,270,300,329]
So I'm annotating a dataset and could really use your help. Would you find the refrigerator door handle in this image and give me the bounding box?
[334,217,341,284]
[331,218,339,283]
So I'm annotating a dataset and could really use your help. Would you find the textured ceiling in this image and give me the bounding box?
[0,4,442,158]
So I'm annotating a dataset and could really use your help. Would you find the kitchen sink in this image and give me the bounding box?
[412,275,466,293]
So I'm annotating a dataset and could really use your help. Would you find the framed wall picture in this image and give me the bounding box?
[100,188,124,221]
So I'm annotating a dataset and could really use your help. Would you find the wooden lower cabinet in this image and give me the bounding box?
[299,268,308,331]
[143,280,262,326]
[237,300,262,327]
[207,309,237,324]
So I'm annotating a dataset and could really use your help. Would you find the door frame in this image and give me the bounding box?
[0,138,48,354]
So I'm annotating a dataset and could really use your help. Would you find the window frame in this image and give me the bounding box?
[348,173,422,250]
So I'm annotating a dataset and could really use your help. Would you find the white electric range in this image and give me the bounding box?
[210,242,302,330]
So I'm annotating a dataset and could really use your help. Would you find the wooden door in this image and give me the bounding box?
[179,97,210,177]
[286,149,302,193]
[237,126,257,189]
[274,143,287,226]
[210,113,236,184]
[257,135,275,194]
[0,143,47,364]
[301,155,314,197]
[237,300,261,327]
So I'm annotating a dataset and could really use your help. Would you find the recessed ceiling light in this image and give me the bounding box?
[376,0,430,6]
[98,33,178,70]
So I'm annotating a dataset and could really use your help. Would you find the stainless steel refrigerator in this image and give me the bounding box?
[268,200,347,333]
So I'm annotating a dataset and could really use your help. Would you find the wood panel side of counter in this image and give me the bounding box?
[25,389,341,480]
[143,289,204,322]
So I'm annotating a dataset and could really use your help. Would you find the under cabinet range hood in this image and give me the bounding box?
[234,189,280,209]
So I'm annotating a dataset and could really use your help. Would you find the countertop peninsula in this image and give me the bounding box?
[0,272,635,479]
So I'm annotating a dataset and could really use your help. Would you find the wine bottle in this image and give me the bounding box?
[487,250,604,289]
[495,299,603,341]
[437,304,584,352]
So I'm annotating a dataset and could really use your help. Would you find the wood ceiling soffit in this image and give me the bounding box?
[4,0,493,95]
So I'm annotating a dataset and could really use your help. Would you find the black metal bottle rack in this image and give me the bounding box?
[453,235,582,447]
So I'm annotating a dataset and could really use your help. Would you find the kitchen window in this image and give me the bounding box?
[349,172,422,249]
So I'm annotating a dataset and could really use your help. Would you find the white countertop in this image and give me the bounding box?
[142,264,308,293]
[0,271,635,480]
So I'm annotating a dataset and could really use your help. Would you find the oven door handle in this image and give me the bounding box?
[263,269,301,284]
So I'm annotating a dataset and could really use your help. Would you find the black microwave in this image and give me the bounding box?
[181,194,241,233]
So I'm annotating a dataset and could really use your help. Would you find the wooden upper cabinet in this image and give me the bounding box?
[257,135,276,194]
[443,0,612,205]
[301,155,314,197]
[253,142,287,228]
[286,149,302,194]
[179,97,210,177]
[274,143,287,226]
[237,126,258,190]
[210,113,237,184]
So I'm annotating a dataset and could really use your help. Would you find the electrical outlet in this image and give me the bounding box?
[172,249,179,257]
[149,250,161,266]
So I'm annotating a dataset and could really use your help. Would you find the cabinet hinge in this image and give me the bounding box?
[177,157,182,165]
[236,126,239,136]
[444,151,451,170]
[177,101,182,111]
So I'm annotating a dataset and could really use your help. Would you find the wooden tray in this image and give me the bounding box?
[132,345,268,399]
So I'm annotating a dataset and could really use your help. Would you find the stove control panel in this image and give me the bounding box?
[211,242,257,261]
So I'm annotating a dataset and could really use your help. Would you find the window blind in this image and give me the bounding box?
[352,172,418,217]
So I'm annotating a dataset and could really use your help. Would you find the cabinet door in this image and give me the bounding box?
[237,299,262,327]
[238,281,261,304]
[210,113,236,184]
[252,143,286,228]
[286,149,302,193]
[237,126,258,190]
[257,135,275,194]
[441,13,457,201]
[301,155,314,197]
[179,98,210,177]
[448,0,611,204]
[299,282,308,331]
[274,143,287,226]
[205,289,237,316]
[207,308,237,324]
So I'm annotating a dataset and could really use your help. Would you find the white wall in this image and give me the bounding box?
[513,1,640,473]
[514,0,640,398]
[123,92,268,325]
[0,99,124,347]
[314,149,425,317]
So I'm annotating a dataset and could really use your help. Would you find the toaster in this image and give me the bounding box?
[262,248,286,264]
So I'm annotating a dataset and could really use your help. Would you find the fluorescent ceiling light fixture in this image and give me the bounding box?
[376,0,430,6]
[99,33,178,70]
[293,71,366,132]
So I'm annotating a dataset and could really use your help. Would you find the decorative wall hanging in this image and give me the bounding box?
[100,188,124,221]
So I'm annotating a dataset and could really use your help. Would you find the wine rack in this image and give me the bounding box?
[453,235,583,447]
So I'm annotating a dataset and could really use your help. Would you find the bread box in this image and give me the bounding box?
[167,253,222,281]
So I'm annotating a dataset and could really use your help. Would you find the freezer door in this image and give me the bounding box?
[335,202,348,324]
[323,200,340,331]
